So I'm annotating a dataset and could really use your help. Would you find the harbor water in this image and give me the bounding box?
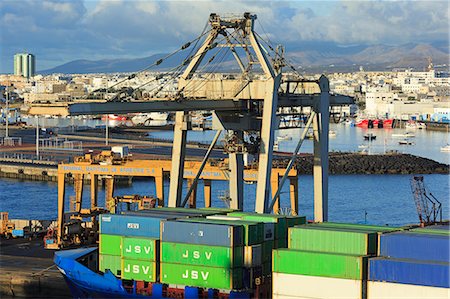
[1,121,449,226]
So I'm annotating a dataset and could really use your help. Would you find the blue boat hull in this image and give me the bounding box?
[54,247,151,298]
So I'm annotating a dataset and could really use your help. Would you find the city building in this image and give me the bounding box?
[14,53,35,78]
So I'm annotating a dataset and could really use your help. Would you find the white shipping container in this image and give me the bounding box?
[273,272,364,299]
[368,281,450,299]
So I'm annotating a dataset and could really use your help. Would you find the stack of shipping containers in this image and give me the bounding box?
[368,226,450,298]
[160,218,246,290]
[272,223,400,299]
[98,208,230,284]
[227,212,306,278]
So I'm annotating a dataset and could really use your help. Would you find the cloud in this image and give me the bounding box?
[0,0,448,72]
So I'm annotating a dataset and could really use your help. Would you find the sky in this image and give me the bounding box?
[0,0,448,73]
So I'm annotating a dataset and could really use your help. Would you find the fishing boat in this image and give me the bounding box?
[102,114,128,121]
[440,144,450,152]
[392,132,415,138]
[399,139,415,145]
[364,133,376,141]
[277,135,292,141]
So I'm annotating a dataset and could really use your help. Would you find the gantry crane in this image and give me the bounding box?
[31,13,353,245]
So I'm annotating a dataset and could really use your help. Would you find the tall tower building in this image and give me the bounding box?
[14,53,35,78]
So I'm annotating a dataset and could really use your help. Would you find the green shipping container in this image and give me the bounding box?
[227,212,287,240]
[262,261,272,276]
[276,237,288,249]
[310,222,401,233]
[285,215,307,227]
[152,207,224,215]
[177,217,264,245]
[161,263,243,289]
[161,242,243,268]
[262,240,274,262]
[99,234,122,256]
[273,249,368,280]
[121,259,157,282]
[99,254,121,277]
[122,237,158,261]
[288,226,378,255]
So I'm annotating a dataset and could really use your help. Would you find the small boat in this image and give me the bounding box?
[399,139,415,145]
[277,135,292,141]
[329,130,337,137]
[440,144,450,152]
[392,132,415,138]
[364,134,376,140]
[358,144,368,149]
[102,114,128,121]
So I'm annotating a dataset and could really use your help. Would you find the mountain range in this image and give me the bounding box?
[40,42,449,74]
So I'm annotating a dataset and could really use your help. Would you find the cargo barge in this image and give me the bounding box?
[54,208,450,299]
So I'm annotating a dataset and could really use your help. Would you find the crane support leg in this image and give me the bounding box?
[105,177,115,213]
[187,179,197,208]
[204,180,212,208]
[168,111,188,207]
[290,177,299,216]
[313,76,330,222]
[229,131,244,210]
[74,174,84,212]
[255,75,281,213]
[57,172,65,246]
[271,174,280,214]
[155,168,164,207]
[90,174,98,223]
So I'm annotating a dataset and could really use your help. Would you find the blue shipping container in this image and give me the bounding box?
[379,232,449,263]
[369,257,449,288]
[161,220,244,247]
[100,214,169,238]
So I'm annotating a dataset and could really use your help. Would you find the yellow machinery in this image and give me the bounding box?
[52,151,299,248]
[0,212,14,238]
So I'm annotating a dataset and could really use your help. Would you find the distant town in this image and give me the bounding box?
[0,52,449,126]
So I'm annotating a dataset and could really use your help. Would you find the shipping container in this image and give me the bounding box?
[122,210,197,218]
[160,262,243,289]
[273,272,365,299]
[227,212,288,240]
[273,249,368,280]
[285,216,307,228]
[243,266,262,289]
[262,240,274,262]
[310,222,401,233]
[194,217,265,245]
[379,232,449,262]
[262,261,272,276]
[276,238,287,249]
[288,226,378,255]
[122,237,158,261]
[244,245,262,267]
[199,207,237,213]
[369,257,449,288]
[410,227,450,236]
[121,259,157,282]
[100,214,169,238]
[99,254,121,276]
[367,281,450,299]
[161,219,244,247]
[161,242,243,268]
[149,207,226,216]
[99,234,122,256]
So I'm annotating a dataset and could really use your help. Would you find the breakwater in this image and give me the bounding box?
[290,152,449,175]
[0,153,448,183]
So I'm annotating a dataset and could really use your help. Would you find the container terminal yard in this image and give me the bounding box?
[1,13,449,299]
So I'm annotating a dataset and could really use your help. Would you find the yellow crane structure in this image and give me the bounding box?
[55,151,299,246]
